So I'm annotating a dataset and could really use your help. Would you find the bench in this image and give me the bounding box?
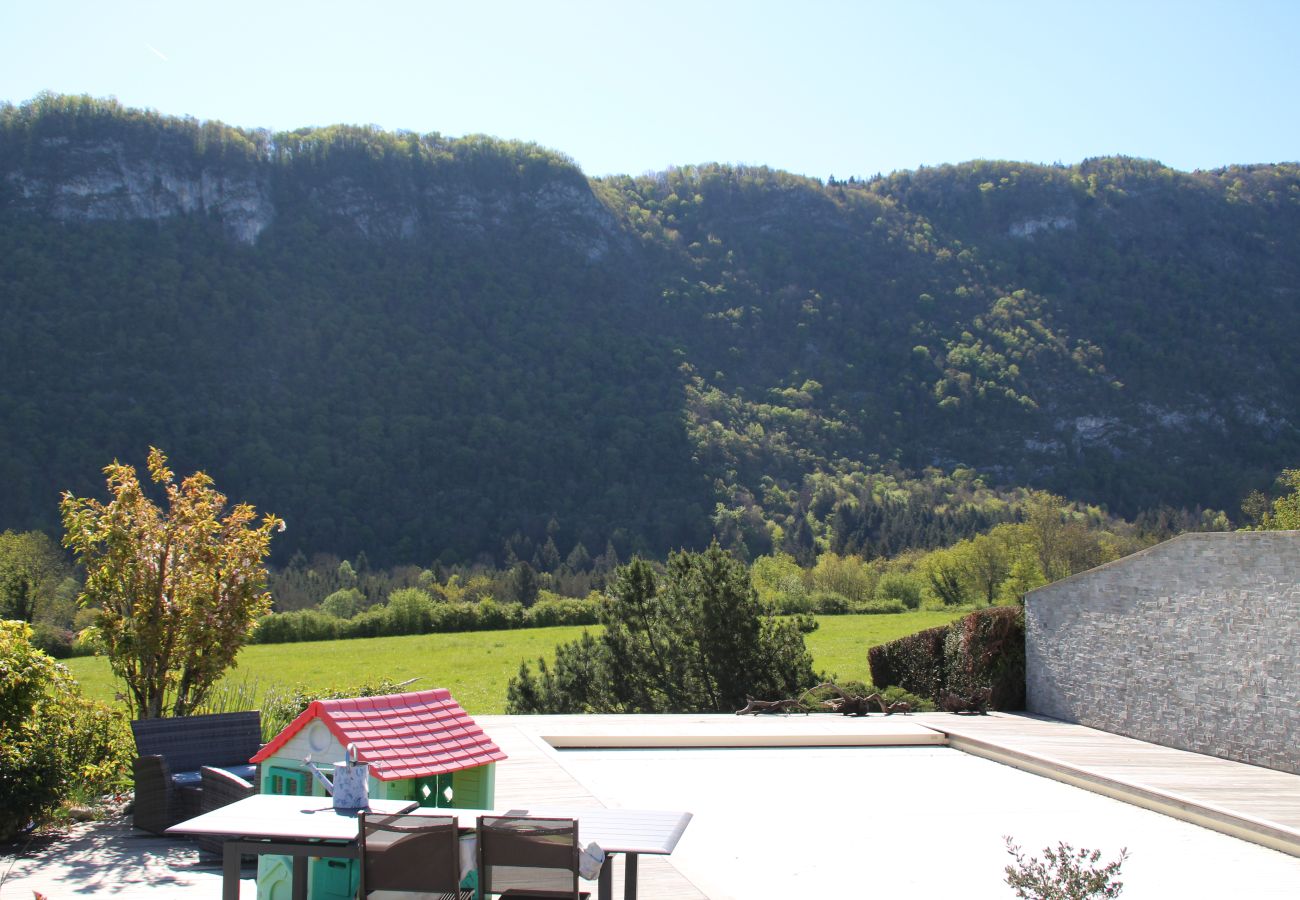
[130,710,262,843]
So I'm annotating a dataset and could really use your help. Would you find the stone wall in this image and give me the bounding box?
[1025,531,1300,775]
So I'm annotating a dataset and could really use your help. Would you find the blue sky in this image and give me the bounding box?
[2,1,1296,179]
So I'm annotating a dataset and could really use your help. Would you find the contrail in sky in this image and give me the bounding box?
[147,44,169,62]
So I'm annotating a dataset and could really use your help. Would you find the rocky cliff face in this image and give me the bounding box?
[4,137,275,243]
[2,133,623,257]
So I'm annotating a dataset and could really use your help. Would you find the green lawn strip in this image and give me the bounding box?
[64,609,973,715]
[802,608,973,684]
[64,625,596,715]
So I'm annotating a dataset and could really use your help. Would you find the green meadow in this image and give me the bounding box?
[64,610,969,715]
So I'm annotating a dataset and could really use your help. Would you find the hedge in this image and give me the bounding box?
[867,606,1025,710]
[252,594,602,644]
[867,624,950,700]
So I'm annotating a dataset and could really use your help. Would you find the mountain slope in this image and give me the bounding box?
[2,95,1297,565]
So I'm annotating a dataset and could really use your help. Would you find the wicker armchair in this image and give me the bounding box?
[129,711,262,835]
[195,765,258,855]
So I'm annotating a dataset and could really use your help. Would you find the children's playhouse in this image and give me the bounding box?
[248,688,506,900]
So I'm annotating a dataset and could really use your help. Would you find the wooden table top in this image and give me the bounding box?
[428,806,693,855]
[166,795,416,841]
[169,795,692,856]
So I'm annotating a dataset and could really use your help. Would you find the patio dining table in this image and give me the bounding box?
[168,794,692,900]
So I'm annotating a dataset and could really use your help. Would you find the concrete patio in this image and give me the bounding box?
[3,712,1299,898]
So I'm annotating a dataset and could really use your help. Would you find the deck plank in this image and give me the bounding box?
[926,712,1300,855]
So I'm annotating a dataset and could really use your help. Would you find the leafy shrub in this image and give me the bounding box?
[319,587,364,619]
[427,601,481,633]
[523,595,602,627]
[0,621,132,842]
[70,626,104,656]
[258,678,414,743]
[945,605,1025,709]
[869,606,1025,709]
[254,592,601,643]
[385,588,437,634]
[473,598,524,631]
[253,609,341,643]
[881,685,934,712]
[876,572,922,609]
[1004,837,1128,899]
[853,598,908,614]
[868,624,949,699]
[28,621,75,658]
[808,591,851,614]
[342,604,390,638]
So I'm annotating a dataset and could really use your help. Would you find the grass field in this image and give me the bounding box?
[63,609,970,715]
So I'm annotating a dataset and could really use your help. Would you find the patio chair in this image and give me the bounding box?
[129,710,262,835]
[195,765,257,856]
[358,811,473,899]
[476,815,589,900]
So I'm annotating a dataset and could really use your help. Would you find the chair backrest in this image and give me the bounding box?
[359,812,461,896]
[476,815,580,899]
[130,711,263,772]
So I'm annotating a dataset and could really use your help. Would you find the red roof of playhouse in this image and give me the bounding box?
[251,688,507,781]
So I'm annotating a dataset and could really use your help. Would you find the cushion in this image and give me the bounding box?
[171,763,258,788]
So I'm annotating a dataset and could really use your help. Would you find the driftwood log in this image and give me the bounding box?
[940,689,991,714]
[797,682,890,717]
[736,697,807,715]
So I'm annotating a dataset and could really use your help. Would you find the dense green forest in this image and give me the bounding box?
[2,94,1298,569]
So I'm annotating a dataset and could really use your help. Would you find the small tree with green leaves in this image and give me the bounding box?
[0,529,70,623]
[1004,837,1128,899]
[508,542,816,713]
[60,447,283,718]
[1241,468,1300,530]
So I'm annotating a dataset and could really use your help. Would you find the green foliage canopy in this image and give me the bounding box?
[60,448,283,718]
[507,543,816,713]
[0,620,131,842]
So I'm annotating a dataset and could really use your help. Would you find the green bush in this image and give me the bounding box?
[254,609,341,643]
[258,678,413,744]
[473,598,522,631]
[385,588,437,635]
[523,595,602,628]
[868,606,1025,710]
[852,598,908,615]
[319,587,364,619]
[944,606,1025,709]
[0,621,132,842]
[808,591,851,614]
[876,572,922,610]
[254,593,602,643]
[867,624,949,699]
[427,601,481,632]
[28,621,75,658]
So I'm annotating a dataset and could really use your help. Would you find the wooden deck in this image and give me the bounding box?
[922,712,1300,858]
[0,816,251,899]
[483,712,1300,860]
[4,711,1298,897]
[481,721,709,899]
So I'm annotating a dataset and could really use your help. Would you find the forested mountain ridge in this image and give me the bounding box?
[3,94,1298,567]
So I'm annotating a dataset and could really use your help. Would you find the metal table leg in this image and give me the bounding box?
[598,852,613,900]
[292,854,309,900]
[624,852,639,900]
[223,842,241,900]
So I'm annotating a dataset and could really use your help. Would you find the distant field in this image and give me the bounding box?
[64,609,970,715]
[804,608,969,683]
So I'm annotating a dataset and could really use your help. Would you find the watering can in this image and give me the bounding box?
[304,743,370,810]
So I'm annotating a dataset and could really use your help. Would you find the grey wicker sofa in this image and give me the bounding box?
[129,710,262,842]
